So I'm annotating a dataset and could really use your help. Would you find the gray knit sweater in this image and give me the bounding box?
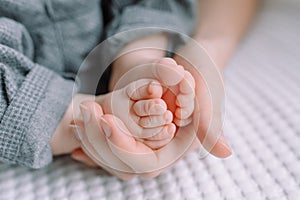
[0,0,195,168]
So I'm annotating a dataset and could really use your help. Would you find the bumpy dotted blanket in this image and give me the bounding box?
[0,0,299,199]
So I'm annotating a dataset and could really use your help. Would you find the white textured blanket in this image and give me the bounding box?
[0,0,299,199]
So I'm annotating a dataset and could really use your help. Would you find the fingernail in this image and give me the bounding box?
[69,124,83,141]
[100,117,111,138]
[80,103,90,124]
[219,134,232,154]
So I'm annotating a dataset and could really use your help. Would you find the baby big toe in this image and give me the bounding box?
[155,58,185,86]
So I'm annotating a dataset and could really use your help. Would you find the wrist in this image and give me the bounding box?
[50,94,95,155]
[193,34,237,68]
[50,98,79,155]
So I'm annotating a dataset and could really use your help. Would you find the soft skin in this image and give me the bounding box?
[50,0,258,180]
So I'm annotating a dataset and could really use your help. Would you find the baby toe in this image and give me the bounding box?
[147,80,164,98]
[144,123,176,144]
[179,71,195,94]
[175,93,195,107]
[148,123,176,141]
[133,99,167,117]
[175,104,194,120]
[126,79,163,100]
[174,117,193,127]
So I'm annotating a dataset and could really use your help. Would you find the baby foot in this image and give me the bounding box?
[156,58,196,127]
[112,57,196,127]
[97,79,176,149]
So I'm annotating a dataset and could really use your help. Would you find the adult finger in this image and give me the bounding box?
[76,101,134,173]
[74,146,136,180]
[100,114,161,173]
[71,148,99,168]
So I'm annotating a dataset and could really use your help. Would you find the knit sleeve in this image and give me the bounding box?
[103,0,196,56]
[0,18,74,168]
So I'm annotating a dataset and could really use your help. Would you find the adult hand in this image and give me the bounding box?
[71,101,199,180]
